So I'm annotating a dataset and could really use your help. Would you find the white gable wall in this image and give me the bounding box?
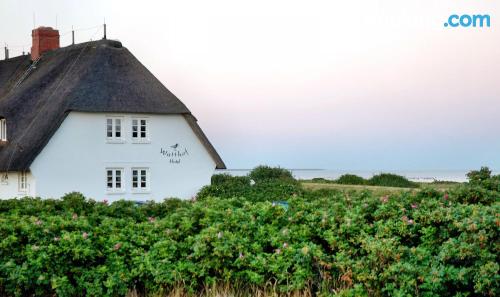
[28,112,216,201]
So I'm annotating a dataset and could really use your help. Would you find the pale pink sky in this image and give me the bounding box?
[1,0,499,169]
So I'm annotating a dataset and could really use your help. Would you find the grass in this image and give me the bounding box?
[301,180,460,195]
[126,283,316,297]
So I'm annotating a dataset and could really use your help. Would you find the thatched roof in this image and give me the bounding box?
[0,40,225,170]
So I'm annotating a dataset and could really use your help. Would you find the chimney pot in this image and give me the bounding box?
[31,26,60,61]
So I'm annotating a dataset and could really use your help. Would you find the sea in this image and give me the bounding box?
[215,169,499,183]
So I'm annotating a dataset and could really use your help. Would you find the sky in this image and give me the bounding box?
[1,0,499,170]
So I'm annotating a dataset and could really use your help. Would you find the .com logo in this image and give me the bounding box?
[444,14,491,27]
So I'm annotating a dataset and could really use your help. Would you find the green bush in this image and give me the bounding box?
[336,174,366,185]
[248,166,294,183]
[467,166,492,184]
[199,166,300,202]
[0,168,498,296]
[310,177,329,183]
[368,173,419,188]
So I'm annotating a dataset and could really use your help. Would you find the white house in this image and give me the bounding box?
[0,27,225,201]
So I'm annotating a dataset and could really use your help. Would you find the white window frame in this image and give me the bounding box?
[105,117,125,143]
[18,171,28,192]
[106,168,125,194]
[131,117,150,143]
[0,119,6,141]
[131,168,150,192]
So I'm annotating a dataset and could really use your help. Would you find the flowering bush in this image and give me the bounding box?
[0,170,498,296]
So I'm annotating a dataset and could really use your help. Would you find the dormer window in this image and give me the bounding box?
[106,117,124,143]
[132,118,149,143]
[0,118,6,141]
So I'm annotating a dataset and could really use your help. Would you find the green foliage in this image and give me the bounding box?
[248,166,294,183]
[198,166,301,202]
[310,177,329,183]
[368,173,419,188]
[336,174,366,185]
[467,166,492,184]
[0,168,498,296]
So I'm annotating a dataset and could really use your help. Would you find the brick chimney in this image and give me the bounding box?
[31,27,60,60]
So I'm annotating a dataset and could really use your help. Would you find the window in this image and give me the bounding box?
[18,171,27,192]
[106,168,124,193]
[132,168,149,191]
[106,118,123,142]
[132,118,149,142]
[1,172,8,185]
[0,119,6,141]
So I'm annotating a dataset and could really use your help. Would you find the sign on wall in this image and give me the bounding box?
[160,143,189,164]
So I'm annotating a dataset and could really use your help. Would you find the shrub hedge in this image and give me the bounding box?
[0,168,498,296]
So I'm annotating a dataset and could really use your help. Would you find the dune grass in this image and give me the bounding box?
[301,181,460,196]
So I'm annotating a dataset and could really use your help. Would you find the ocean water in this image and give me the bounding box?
[215,169,499,183]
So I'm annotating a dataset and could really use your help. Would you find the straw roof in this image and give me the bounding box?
[0,39,225,170]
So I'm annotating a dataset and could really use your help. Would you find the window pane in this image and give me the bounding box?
[115,119,121,138]
[132,170,138,188]
[132,124,138,138]
[141,181,146,188]
[107,170,113,189]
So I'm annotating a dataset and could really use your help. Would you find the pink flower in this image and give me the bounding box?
[72,213,78,220]
[407,219,414,225]
[402,215,409,222]
[114,243,122,251]
[275,248,282,254]
[239,252,244,259]
[82,232,89,239]
[148,216,156,223]
[443,193,449,200]
[34,219,42,226]
[380,196,389,203]
[53,236,60,241]
[411,203,418,209]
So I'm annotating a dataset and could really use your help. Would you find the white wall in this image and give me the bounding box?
[28,112,217,201]
[0,171,36,198]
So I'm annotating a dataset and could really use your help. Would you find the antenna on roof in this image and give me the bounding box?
[72,25,75,45]
[103,18,107,40]
[4,43,8,60]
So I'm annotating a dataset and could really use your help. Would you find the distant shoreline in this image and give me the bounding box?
[216,168,499,183]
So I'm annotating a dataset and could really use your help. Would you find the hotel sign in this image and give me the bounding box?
[160,143,189,164]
